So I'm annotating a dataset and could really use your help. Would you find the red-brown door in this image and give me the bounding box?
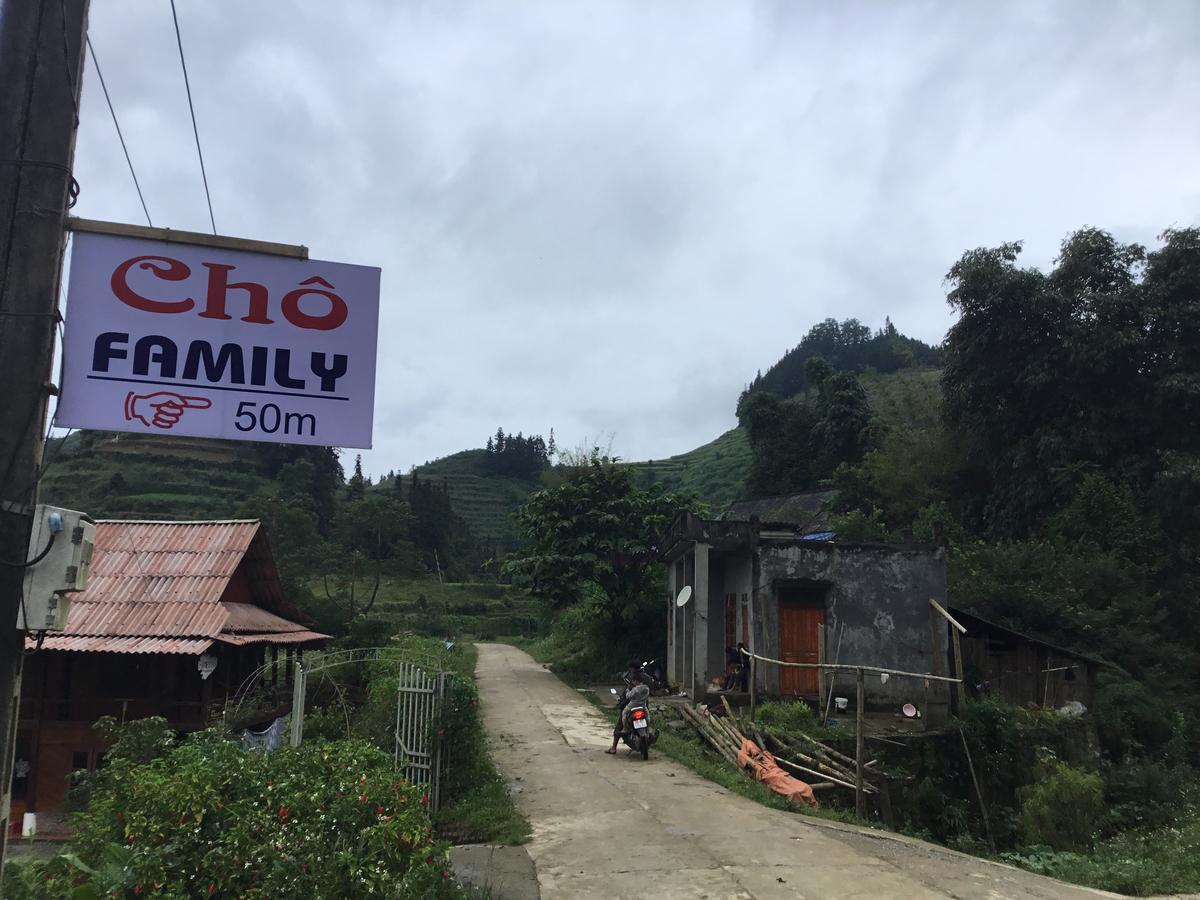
[779,604,823,695]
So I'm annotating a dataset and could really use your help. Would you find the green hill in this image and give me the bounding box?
[409,450,542,553]
[37,367,943,554]
[37,431,271,520]
[630,427,752,507]
[860,366,942,430]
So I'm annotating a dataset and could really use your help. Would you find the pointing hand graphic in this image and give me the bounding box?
[124,391,212,429]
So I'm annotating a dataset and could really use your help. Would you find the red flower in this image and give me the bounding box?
[134,886,142,896]
[208,884,216,895]
[278,806,290,821]
[420,794,430,806]
[179,816,187,825]
[425,856,434,865]
[359,793,367,803]
[441,869,450,879]
[376,805,384,815]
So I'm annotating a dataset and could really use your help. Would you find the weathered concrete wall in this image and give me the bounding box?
[754,542,948,710]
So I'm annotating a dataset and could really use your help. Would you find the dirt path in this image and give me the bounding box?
[476,642,1121,900]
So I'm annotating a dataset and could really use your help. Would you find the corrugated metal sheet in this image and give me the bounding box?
[38,520,328,654]
[217,630,329,647]
[220,602,310,634]
[25,635,214,654]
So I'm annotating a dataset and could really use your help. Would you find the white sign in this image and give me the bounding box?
[197,653,218,680]
[57,230,380,448]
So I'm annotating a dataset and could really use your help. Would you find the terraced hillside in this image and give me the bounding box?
[630,427,752,507]
[37,431,269,520]
[410,449,542,552]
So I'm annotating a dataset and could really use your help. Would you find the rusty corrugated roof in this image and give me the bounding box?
[25,520,329,654]
[32,635,215,655]
[217,630,330,647]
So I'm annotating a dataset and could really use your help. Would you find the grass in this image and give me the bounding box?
[436,776,531,846]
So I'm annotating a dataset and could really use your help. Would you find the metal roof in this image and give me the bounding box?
[32,635,215,655]
[25,520,328,654]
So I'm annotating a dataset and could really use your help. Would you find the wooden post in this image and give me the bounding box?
[855,666,865,818]
[0,0,89,869]
[951,627,966,711]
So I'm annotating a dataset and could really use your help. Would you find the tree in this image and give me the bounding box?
[736,358,874,497]
[325,493,415,619]
[346,454,366,501]
[942,227,1200,537]
[502,459,702,636]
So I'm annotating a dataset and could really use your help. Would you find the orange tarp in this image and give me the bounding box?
[737,738,818,808]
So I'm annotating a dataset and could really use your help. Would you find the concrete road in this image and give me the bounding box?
[476,642,1122,900]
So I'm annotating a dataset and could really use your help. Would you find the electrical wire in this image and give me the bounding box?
[169,0,217,235]
[86,36,152,227]
[57,0,80,122]
[0,530,57,569]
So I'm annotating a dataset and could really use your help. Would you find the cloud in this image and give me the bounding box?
[69,0,1200,475]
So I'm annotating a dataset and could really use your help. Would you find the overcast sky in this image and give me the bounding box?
[66,1,1200,475]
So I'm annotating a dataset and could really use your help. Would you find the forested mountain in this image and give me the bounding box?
[747,317,942,399]
[735,319,941,498]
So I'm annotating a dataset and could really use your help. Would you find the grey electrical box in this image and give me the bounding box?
[17,505,95,631]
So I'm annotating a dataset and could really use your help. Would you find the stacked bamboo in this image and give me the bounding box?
[678,702,745,767]
[758,725,881,795]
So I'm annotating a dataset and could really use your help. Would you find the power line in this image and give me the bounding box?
[169,0,216,235]
[85,37,152,227]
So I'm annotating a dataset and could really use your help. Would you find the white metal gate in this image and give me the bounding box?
[277,651,448,812]
[394,660,447,810]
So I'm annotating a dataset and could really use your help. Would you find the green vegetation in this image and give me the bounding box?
[1018,753,1105,852]
[296,638,529,847]
[330,577,543,641]
[409,450,541,553]
[503,456,703,671]
[630,428,753,507]
[747,316,942,399]
[1003,789,1200,897]
[3,722,460,898]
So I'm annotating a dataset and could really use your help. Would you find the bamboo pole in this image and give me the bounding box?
[773,754,865,792]
[821,623,845,726]
[855,667,865,818]
[746,652,962,685]
[777,727,862,773]
[959,728,996,854]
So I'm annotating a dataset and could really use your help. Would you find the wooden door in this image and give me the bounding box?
[779,604,824,695]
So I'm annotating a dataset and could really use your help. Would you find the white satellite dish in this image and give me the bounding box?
[675,585,693,608]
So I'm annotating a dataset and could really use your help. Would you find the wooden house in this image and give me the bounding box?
[11,520,328,834]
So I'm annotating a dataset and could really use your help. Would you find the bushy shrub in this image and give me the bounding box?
[756,699,818,735]
[1019,753,1105,852]
[32,729,459,898]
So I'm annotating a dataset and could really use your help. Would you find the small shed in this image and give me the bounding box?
[13,519,328,833]
[949,607,1098,711]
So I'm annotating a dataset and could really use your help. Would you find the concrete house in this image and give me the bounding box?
[660,511,950,716]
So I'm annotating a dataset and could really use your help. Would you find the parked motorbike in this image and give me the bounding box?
[610,683,656,760]
[639,659,670,694]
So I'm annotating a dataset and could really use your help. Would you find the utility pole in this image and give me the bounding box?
[0,0,90,871]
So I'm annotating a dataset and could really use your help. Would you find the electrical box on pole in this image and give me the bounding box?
[17,505,95,632]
